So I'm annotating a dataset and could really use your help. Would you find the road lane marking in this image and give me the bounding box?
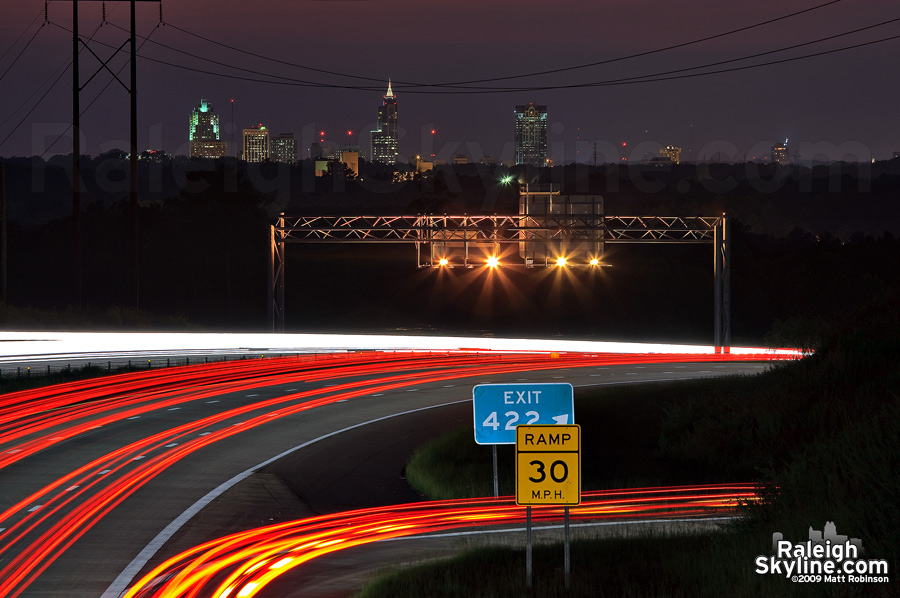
[104,399,472,598]
[103,365,756,598]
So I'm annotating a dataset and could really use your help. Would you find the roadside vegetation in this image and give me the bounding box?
[0,362,140,394]
[362,295,900,597]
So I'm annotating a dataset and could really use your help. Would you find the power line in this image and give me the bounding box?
[473,15,900,92]
[0,61,72,150]
[0,12,112,152]
[40,23,164,157]
[157,0,846,88]
[0,17,46,85]
[427,0,850,86]
[104,21,339,89]
[77,19,900,95]
[0,9,42,64]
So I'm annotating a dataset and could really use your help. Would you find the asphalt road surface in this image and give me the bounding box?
[0,355,773,598]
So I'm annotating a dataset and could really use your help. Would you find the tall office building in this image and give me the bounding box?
[514,103,548,166]
[242,125,270,162]
[188,99,227,159]
[660,145,682,164]
[371,81,399,164]
[271,133,297,163]
[771,139,790,165]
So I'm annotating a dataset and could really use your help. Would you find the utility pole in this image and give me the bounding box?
[130,0,139,310]
[1,162,7,305]
[51,0,160,309]
[72,0,82,306]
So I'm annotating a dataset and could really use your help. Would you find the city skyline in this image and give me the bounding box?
[1,0,898,162]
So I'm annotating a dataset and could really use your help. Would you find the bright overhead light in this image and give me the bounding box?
[438,257,449,267]
[556,257,568,267]
[589,258,600,266]
[486,255,500,269]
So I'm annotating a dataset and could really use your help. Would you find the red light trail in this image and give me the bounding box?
[0,350,792,598]
[122,483,761,598]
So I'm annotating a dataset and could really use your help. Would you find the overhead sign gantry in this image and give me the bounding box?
[268,191,730,348]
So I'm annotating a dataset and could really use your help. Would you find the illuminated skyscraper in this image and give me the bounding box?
[189,99,227,159]
[242,125,270,162]
[515,103,548,167]
[660,145,682,164]
[771,139,790,165]
[371,81,399,164]
[271,133,297,163]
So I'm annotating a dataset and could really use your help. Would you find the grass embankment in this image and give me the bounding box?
[360,313,900,597]
[404,378,761,500]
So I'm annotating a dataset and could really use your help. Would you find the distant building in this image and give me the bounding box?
[271,133,297,163]
[138,149,171,163]
[771,139,790,165]
[339,145,365,161]
[453,154,468,165]
[189,99,227,159]
[370,81,399,164]
[242,125,270,162]
[514,103,548,167]
[341,151,360,177]
[660,145,682,164]
[416,156,434,173]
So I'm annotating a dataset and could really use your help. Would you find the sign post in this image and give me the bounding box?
[515,424,581,590]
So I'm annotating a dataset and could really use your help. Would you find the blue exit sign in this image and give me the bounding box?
[472,383,575,445]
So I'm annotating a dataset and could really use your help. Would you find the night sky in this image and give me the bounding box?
[1,0,898,162]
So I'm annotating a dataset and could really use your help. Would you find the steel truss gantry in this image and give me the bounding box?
[268,214,731,349]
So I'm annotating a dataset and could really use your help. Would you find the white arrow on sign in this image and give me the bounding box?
[552,414,569,424]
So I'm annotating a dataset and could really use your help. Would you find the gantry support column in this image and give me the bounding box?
[714,216,731,352]
[268,214,285,333]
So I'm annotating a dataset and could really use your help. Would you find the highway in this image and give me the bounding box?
[0,343,792,598]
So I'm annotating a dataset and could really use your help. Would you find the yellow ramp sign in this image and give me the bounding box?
[515,424,581,506]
